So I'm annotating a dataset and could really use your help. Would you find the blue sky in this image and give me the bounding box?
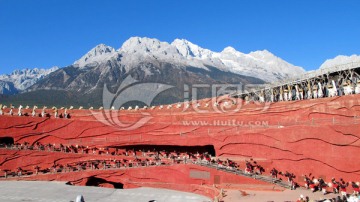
[0,0,359,74]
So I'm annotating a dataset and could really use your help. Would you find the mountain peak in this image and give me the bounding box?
[171,38,197,57]
[71,36,306,83]
[88,44,115,56]
[320,54,360,69]
[249,49,274,58]
[171,38,194,47]
[7,67,59,77]
[171,39,212,59]
[0,66,59,92]
[120,37,164,53]
[74,44,115,68]
[222,46,237,53]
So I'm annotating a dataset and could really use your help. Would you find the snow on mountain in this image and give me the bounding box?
[3,36,359,99]
[73,44,116,68]
[170,38,305,82]
[0,81,18,95]
[75,37,305,82]
[0,66,59,91]
[320,54,360,69]
[117,37,210,71]
[171,39,214,59]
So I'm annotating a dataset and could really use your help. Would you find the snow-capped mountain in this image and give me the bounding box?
[3,36,359,107]
[27,37,307,106]
[171,39,306,82]
[320,54,360,69]
[0,67,59,94]
[73,37,305,82]
[31,37,280,106]
[74,44,115,68]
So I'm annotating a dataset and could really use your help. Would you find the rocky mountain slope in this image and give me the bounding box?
[0,81,18,95]
[0,67,59,95]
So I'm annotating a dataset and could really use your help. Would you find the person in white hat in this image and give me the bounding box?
[75,195,85,202]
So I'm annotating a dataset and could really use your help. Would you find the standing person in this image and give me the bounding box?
[64,164,69,172]
[34,166,40,175]
[32,106,37,117]
[9,104,14,116]
[318,177,327,195]
[102,160,106,170]
[296,194,305,202]
[339,179,348,197]
[351,181,359,195]
[51,164,57,173]
[1,169,7,178]
[270,168,278,183]
[331,178,340,194]
[17,167,22,177]
[52,107,58,118]
[290,177,297,190]
[64,108,68,119]
[77,163,82,171]
[286,172,296,190]
[75,195,85,202]
[304,175,312,189]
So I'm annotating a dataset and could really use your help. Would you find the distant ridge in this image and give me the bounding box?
[0,67,59,95]
[73,37,305,82]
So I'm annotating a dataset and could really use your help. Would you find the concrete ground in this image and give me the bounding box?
[223,188,344,202]
[0,181,211,202]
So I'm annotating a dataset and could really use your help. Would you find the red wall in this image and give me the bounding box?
[1,94,360,187]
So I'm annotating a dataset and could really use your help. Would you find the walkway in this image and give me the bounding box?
[0,181,211,202]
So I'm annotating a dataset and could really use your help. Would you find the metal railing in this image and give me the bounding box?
[232,62,360,95]
[194,162,291,189]
[271,61,360,88]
